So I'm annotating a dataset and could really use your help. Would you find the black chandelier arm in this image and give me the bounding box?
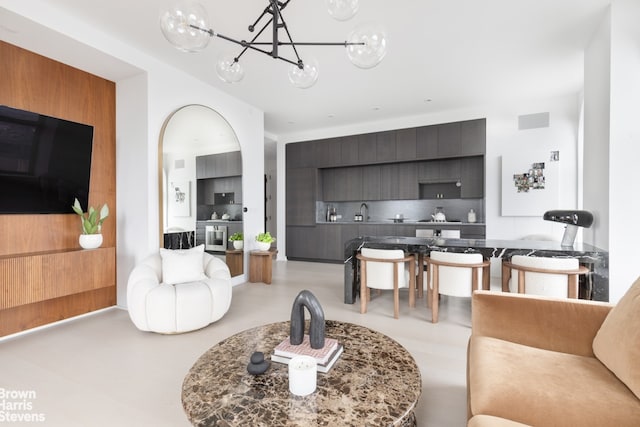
[271,0,302,65]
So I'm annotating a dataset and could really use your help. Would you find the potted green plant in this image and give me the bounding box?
[229,232,244,250]
[255,232,275,251]
[72,198,109,249]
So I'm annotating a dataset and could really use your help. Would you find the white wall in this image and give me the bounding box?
[608,0,640,302]
[583,8,611,252]
[0,1,265,306]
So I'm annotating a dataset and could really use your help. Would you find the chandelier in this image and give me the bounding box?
[160,0,387,89]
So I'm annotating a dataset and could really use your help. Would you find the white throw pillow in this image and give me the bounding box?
[159,245,207,285]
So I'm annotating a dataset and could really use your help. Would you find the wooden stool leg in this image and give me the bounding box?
[360,260,368,314]
[431,266,439,323]
[408,257,416,309]
[568,274,578,298]
[502,260,511,292]
[417,253,424,299]
[393,266,399,319]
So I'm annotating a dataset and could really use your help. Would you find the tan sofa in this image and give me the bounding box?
[467,277,640,426]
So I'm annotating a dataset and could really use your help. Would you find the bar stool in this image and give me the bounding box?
[426,251,490,323]
[357,247,416,319]
[502,255,589,299]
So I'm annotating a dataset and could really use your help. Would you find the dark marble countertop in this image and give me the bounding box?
[182,320,421,427]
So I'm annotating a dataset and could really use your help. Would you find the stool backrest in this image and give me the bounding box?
[361,247,409,290]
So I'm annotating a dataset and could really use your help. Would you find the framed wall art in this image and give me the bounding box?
[501,151,559,216]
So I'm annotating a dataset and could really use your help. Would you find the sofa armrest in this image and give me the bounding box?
[471,291,613,357]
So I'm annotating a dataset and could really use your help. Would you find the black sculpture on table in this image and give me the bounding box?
[290,290,325,349]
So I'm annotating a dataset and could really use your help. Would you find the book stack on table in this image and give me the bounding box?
[271,335,343,373]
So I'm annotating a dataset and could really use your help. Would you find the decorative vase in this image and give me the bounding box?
[233,240,244,250]
[256,241,271,251]
[79,234,103,249]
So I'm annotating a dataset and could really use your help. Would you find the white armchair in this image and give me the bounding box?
[127,245,232,333]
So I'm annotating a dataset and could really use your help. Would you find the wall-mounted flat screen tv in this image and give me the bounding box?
[0,105,94,214]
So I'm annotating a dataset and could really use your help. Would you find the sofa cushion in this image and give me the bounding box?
[159,244,207,286]
[593,276,640,399]
[469,335,640,426]
[468,415,531,427]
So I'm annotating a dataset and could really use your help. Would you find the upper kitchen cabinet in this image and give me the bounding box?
[416,119,486,160]
[196,151,242,178]
[315,137,341,167]
[376,131,396,162]
[286,140,317,168]
[357,133,377,164]
[416,125,438,159]
[380,163,418,200]
[461,119,486,156]
[322,167,363,201]
[395,128,417,161]
[340,135,359,165]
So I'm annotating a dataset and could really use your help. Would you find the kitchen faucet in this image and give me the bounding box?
[359,203,369,222]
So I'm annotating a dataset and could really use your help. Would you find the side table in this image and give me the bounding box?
[249,248,277,284]
[225,249,243,276]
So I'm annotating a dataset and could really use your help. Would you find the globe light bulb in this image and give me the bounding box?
[346,23,388,69]
[160,1,211,52]
[288,58,319,89]
[326,0,359,21]
[215,54,245,83]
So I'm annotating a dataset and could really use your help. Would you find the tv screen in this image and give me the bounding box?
[0,105,94,214]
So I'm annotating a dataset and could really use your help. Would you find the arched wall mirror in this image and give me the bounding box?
[159,104,243,277]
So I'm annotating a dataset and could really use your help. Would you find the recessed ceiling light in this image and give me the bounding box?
[328,114,335,118]
[288,121,295,125]
[372,106,381,111]
[424,99,432,103]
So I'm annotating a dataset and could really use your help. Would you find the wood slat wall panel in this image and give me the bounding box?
[0,248,115,309]
[0,41,117,336]
[0,287,116,337]
[0,41,116,256]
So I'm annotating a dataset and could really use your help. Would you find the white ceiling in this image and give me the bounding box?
[1,0,611,137]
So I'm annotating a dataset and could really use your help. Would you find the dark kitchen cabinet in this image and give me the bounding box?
[199,177,242,204]
[286,140,317,168]
[376,131,396,162]
[461,119,486,156]
[396,128,417,161]
[286,168,317,225]
[340,135,359,165]
[361,165,381,200]
[316,137,341,167]
[418,159,460,183]
[460,156,484,198]
[286,225,342,261]
[437,122,462,158]
[322,167,362,201]
[357,133,377,164]
[416,125,438,159]
[416,120,485,160]
[380,163,418,200]
[196,151,241,178]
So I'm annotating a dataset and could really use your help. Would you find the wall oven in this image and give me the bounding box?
[205,225,227,252]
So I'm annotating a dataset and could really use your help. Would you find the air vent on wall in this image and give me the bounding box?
[518,112,550,130]
[175,159,185,169]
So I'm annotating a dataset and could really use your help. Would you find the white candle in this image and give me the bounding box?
[288,355,317,396]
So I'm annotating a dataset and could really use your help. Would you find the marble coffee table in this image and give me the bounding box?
[182,320,422,426]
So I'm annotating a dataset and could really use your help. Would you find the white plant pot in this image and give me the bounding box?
[79,234,103,249]
[255,241,271,251]
[233,240,244,250]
